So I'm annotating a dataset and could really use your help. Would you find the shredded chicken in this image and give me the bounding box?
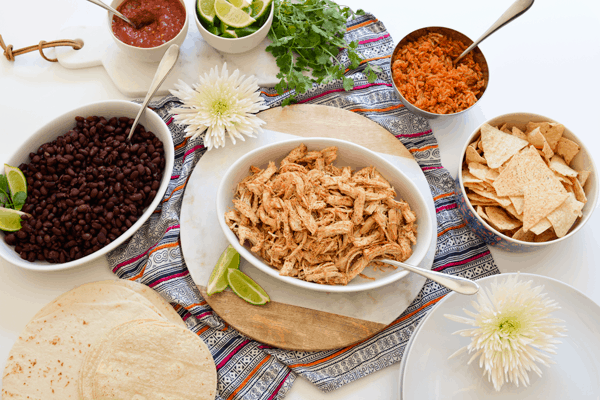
[225,144,418,285]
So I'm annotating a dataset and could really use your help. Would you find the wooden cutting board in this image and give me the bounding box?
[191,104,419,351]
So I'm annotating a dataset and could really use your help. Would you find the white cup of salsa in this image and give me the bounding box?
[107,0,189,63]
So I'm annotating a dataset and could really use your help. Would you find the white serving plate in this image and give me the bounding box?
[0,100,174,272]
[399,273,600,399]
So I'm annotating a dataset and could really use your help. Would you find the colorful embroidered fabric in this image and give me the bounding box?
[108,13,499,399]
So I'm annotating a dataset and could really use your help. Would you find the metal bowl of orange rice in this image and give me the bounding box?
[390,26,490,119]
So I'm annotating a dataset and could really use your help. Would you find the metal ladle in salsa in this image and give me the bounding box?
[112,0,186,48]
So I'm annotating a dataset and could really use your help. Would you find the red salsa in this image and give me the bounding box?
[112,0,186,48]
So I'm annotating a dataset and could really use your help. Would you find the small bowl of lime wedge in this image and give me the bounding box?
[194,0,274,53]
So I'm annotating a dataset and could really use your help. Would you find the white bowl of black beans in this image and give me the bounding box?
[0,100,174,271]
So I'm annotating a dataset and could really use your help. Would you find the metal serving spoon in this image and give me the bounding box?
[454,0,534,65]
[127,44,180,141]
[85,0,151,29]
[379,259,480,295]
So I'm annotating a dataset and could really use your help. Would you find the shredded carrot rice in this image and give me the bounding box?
[392,32,485,114]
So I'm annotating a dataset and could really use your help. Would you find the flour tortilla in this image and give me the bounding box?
[32,280,184,328]
[78,319,172,400]
[2,300,167,399]
[92,321,217,400]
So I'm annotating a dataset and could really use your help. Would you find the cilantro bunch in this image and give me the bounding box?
[0,175,26,211]
[267,0,379,106]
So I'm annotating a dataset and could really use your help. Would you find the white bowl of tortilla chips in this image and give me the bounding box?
[217,138,434,292]
[456,112,598,252]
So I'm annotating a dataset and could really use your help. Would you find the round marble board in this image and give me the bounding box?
[180,104,437,351]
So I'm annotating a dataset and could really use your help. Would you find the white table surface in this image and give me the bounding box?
[1,0,599,398]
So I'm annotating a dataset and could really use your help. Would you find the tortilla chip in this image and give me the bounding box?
[527,127,546,149]
[468,162,499,183]
[577,170,591,186]
[554,171,572,185]
[526,121,550,135]
[513,227,535,242]
[541,141,554,161]
[476,205,490,222]
[546,193,584,237]
[556,137,580,165]
[466,146,487,164]
[493,146,554,197]
[534,229,558,242]
[571,177,587,204]
[544,123,564,151]
[471,188,512,207]
[470,201,501,207]
[510,196,524,215]
[565,184,574,194]
[549,155,577,178]
[512,126,528,141]
[523,177,569,231]
[462,168,483,184]
[485,207,522,231]
[530,218,552,235]
[480,123,529,169]
[505,203,523,221]
[477,139,484,152]
[500,123,511,134]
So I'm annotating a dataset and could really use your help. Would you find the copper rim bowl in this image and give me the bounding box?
[390,26,490,120]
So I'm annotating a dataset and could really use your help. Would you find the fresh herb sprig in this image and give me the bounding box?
[0,175,26,211]
[267,0,380,106]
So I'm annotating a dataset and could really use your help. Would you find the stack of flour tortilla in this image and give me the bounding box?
[2,280,217,400]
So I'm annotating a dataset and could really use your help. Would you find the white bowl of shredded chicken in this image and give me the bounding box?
[217,138,435,293]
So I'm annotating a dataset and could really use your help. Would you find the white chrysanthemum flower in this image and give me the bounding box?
[169,63,268,151]
[445,274,566,392]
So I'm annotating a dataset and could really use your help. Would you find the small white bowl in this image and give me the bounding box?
[0,100,174,271]
[456,112,598,252]
[194,3,273,54]
[216,138,435,293]
[107,0,189,62]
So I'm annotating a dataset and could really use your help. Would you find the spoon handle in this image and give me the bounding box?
[128,44,180,141]
[454,0,534,64]
[85,0,133,26]
[379,259,480,295]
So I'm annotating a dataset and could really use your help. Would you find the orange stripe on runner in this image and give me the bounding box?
[197,326,210,335]
[409,145,438,153]
[184,301,207,310]
[128,262,147,281]
[438,222,467,237]
[350,104,403,113]
[227,356,271,400]
[149,240,180,256]
[344,55,391,72]
[162,177,190,203]
[387,296,444,328]
[433,192,453,201]
[260,90,288,97]
[175,137,189,150]
[346,18,378,32]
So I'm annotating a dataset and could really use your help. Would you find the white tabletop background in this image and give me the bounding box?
[1,0,599,398]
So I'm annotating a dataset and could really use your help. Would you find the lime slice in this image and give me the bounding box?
[229,0,250,8]
[207,245,240,295]
[227,269,270,305]
[250,0,271,19]
[0,207,25,232]
[4,164,27,197]
[214,0,256,28]
[197,0,217,24]
[222,29,238,38]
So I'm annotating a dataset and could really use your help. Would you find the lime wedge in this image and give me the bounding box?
[227,268,270,305]
[4,164,27,197]
[214,0,256,28]
[222,29,238,38]
[229,0,250,8]
[0,207,25,232]
[197,0,217,24]
[207,245,240,295]
[250,0,271,19]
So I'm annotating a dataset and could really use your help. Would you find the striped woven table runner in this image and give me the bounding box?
[108,13,499,400]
